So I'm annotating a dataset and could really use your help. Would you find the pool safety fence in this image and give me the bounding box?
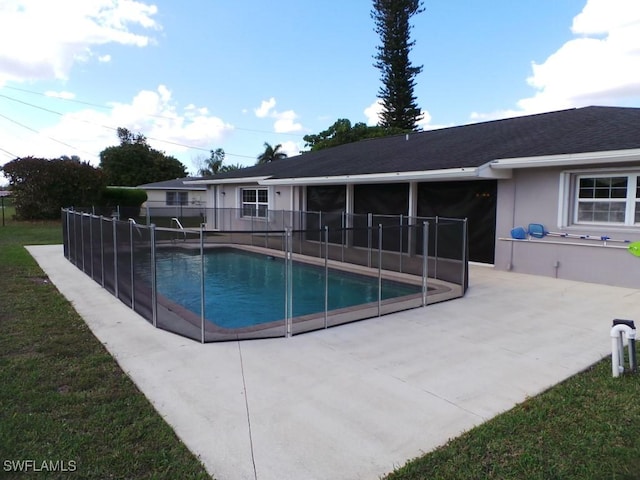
[62,208,467,342]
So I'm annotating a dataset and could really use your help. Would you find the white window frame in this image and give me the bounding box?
[166,191,188,206]
[574,174,634,225]
[559,168,640,228]
[240,188,268,218]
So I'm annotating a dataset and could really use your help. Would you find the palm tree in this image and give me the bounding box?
[256,142,287,164]
[197,148,225,176]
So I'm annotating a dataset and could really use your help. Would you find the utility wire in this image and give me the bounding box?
[0,112,96,157]
[0,92,265,160]
[1,85,306,137]
[0,146,17,158]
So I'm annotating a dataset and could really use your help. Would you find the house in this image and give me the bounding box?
[188,106,640,289]
[138,177,206,214]
[138,177,207,207]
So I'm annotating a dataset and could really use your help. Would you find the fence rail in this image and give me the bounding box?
[63,207,467,343]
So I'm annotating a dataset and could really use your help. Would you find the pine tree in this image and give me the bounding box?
[372,0,424,131]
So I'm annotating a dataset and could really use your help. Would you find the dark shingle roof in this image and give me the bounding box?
[138,177,206,189]
[201,106,640,182]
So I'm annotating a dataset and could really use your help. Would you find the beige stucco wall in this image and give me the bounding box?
[494,167,640,288]
[204,184,298,230]
[143,189,206,206]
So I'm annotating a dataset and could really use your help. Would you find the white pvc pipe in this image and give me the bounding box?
[611,324,636,377]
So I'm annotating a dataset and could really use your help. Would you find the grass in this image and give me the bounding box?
[0,211,211,479]
[385,349,640,479]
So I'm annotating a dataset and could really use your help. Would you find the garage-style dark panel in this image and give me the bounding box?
[354,183,409,215]
[417,180,496,264]
[305,185,346,243]
[306,185,346,212]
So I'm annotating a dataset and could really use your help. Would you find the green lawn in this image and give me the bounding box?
[0,215,212,479]
[385,354,640,480]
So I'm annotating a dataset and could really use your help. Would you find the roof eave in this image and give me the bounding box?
[490,148,640,170]
[186,176,271,185]
[142,186,206,191]
[259,166,509,186]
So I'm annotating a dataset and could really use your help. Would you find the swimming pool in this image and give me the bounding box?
[151,247,422,329]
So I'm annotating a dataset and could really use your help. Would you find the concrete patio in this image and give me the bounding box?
[28,244,640,480]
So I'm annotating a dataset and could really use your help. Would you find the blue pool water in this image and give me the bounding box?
[152,248,422,329]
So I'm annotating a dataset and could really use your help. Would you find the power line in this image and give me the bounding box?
[1,84,306,137]
[0,112,96,157]
[0,92,268,160]
[0,146,17,158]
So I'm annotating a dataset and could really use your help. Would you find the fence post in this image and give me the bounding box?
[285,227,293,337]
[422,221,429,306]
[129,219,135,309]
[81,213,85,273]
[324,226,329,329]
[200,224,205,344]
[399,214,404,273]
[341,211,345,263]
[73,211,78,265]
[434,216,439,279]
[89,214,94,279]
[100,217,105,287]
[65,209,71,260]
[378,224,382,317]
[298,210,303,254]
[150,224,157,328]
[316,211,321,258]
[367,213,373,268]
[264,210,269,248]
[113,217,118,298]
[461,218,468,291]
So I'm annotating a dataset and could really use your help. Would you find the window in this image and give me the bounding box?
[573,173,639,225]
[166,191,188,206]
[241,188,268,218]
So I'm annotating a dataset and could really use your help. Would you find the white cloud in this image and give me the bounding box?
[280,140,301,158]
[364,99,445,130]
[0,0,159,83]
[254,97,303,133]
[364,99,383,126]
[474,0,640,121]
[0,85,234,168]
[273,110,302,133]
[254,97,276,118]
[571,0,640,35]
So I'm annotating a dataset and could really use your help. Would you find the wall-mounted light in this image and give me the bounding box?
[221,191,226,195]
[276,191,281,196]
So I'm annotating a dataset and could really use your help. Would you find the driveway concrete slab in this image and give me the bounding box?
[27,245,640,480]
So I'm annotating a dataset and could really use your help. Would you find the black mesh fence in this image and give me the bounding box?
[81,215,92,276]
[90,216,103,284]
[115,221,132,308]
[62,210,69,259]
[62,207,467,343]
[102,218,116,295]
[132,224,153,323]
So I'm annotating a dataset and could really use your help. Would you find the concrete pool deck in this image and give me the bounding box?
[28,244,640,480]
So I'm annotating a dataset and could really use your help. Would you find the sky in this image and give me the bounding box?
[1,0,640,182]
